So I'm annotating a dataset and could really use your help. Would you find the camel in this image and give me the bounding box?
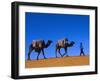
[28,40,52,60]
[55,38,75,57]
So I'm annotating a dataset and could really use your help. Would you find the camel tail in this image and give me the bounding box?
[55,44,57,54]
[55,44,58,58]
[55,47,57,54]
[55,48,58,58]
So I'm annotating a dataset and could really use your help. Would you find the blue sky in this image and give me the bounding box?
[25,12,90,60]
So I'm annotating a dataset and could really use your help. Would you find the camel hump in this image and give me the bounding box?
[32,40,44,48]
[57,38,68,47]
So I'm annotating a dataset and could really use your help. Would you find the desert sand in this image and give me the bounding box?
[25,56,89,68]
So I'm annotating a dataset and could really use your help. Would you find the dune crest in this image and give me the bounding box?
[25,56,89,68]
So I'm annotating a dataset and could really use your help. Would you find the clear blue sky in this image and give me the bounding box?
[25,12,90,60]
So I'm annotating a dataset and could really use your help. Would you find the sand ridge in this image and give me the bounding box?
[25,56,89,68]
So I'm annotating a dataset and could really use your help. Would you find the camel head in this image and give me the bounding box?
[66,41,75,47]
[70,41,75,46]
[48,40,53,43]
[45,40,53,48]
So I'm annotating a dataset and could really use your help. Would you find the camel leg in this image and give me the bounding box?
[37,51,41,60]
[28,47,33,60]
[80,53,81,56]
[55,48,58,58]
[28,52,31,60]
[63,48,68,57]
[42,49,46,59]
[58,48,63,57]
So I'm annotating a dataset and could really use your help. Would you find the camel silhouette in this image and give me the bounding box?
[28,40,52,60]
[55,38,75,57]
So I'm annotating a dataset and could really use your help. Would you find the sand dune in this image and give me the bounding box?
[25,56,89,68]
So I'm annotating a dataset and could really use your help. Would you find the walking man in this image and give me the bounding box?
[80,42,85,56]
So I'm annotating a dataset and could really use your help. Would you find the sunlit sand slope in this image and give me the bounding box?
[25,56,89,68]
